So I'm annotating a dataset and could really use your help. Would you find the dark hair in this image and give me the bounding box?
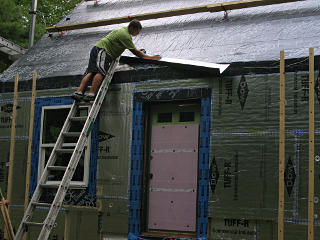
[128,19,142,31]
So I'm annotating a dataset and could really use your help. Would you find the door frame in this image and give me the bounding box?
[146,101,201,234]
[129,87,211,240]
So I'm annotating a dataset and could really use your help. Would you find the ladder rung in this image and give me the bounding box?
[62,143,77,147]
[14,59,119,240]
[69,116,87,121]
[40,184,60,188]
[77,101,93,106]
[24,221,44,227]
[55,148,74,154]
[32,202,52,208]
[62,132,81,137]
[47,166,67,171]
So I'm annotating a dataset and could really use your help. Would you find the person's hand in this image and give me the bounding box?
[151,55,161,61]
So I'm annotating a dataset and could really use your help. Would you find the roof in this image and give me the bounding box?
[1,0,320,83]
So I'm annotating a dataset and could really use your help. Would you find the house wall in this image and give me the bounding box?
[209,72,320,240]
[0,69,319,239]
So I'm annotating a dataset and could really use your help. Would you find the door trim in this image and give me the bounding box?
[129,87,211,240]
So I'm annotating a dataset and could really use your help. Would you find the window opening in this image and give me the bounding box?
[157,112,172,123]
[39,105,90,187]
[180,112,195,122]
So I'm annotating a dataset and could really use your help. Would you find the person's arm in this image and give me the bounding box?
[130,48,161,60]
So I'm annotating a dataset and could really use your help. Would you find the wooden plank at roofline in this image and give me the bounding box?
[46,0,305,32]
[209,0,304,11]
[278,50,285,240]
[308,47,315,240]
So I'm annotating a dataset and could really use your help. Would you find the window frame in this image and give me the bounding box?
[38,104,91,188]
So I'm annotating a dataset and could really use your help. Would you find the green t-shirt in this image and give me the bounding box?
[96,26,136,60]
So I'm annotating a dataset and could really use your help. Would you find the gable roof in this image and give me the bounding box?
[1,0,320,83]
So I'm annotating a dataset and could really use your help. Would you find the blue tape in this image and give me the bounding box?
[197,97,211,239]
[88,112,100,197]
[129,101,144,236]
[29,96,98,201]
[128,95,211,239]
[128,232,138,240]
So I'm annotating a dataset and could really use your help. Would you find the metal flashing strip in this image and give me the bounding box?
[121,56,228,75]
[160,57,230,74]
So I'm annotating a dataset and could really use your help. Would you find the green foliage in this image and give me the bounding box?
[0,0,82,73]
[0,0,28,48]
[19,0,82,44]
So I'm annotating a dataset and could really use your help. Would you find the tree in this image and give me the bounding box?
[0,0,82,73]
[0,0,28,48]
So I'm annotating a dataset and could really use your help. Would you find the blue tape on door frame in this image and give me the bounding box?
[129,101,144,239]
[197,97,211,239]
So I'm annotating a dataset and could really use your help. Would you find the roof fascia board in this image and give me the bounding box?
[207,0,305,11]
[46,0,305,32]
[0,36,27,56]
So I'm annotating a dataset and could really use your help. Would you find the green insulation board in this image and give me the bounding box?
[0,69,319,239]
[209,72,320,239]
[65,208,99,240]
[97,84,133,235]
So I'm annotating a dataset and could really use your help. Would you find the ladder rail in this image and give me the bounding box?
[15,58,119,240]
[14,102,79,240]
[38,58,119,240]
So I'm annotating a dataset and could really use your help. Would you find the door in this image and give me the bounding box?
[147,103,200,232]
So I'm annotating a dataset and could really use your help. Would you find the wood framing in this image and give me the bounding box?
[23,72,37,240]
[7,74,19,203]
[308,48,315,240]
[46,0,305,32]
[5,74,19,239]
[0,192,14,240]
[278,50,285,240]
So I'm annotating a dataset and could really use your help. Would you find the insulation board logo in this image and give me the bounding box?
[210,157,220,193]
[98,131,115,142]
[237,75,249,111]
[1,103,21,113]
[284,156,296,197]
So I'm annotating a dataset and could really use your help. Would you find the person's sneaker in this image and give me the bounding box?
[71,92,84,101]
[83,93,96,102]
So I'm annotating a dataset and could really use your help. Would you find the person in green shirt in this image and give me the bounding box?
[72,19,161,101]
